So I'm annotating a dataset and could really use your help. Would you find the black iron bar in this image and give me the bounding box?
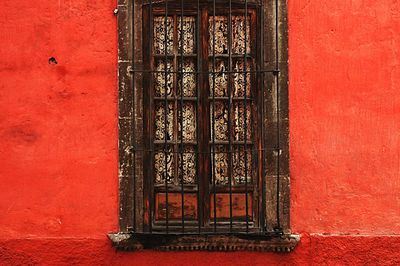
[132,0,137,232]
[228,0,233,233]
[131,147,278,153]
[130,69,278,74]
[212,0,217,232]
[164,0,169,234]
[134,148,277,155]
[260,1,267,232]
[196,0,201,234]
[275,0,281,230]
[149,0,153,234]
[260,0,266,233]
[244,0,249,233]
[180,0,185,233]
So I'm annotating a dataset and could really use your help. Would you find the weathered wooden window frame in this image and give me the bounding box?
[109,0,300,252]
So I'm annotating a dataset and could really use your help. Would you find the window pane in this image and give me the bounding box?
[154,146,175,184]
[177,59,196,97]
[233,59,251,97]
[209,16,228,54]
[155,101,174,141]
[178,16,196,54]
[209,59,228,97]
[178,146,196,184]
[210,101,229,141]
[233,146,252,184]
[233,102,252,141]
[154,59,174,97]
[211,145,229,185]
[154,16,174,55]
[232,15,251,54]
[178,102,196,142]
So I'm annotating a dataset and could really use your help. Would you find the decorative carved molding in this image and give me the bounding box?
[108,233,300,252]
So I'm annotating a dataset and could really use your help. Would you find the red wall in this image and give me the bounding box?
[1,0,399,265]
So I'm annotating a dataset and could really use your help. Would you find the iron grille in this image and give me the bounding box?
[112,0,294,250]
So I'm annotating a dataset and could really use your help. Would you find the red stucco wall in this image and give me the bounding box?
[1,0,399,265]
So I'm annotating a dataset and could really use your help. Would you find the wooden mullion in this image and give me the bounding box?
[142,5,153,232]
[249,10,258,229]
[199,7,210,227]
[251,7,263,229]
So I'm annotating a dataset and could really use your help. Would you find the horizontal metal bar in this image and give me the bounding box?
[128,148,283,153]
[128,69,280,74]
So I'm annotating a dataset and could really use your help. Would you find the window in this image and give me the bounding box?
[109,0,299,252]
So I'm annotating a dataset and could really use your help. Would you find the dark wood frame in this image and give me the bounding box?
[143,4,260,231]
[109,0,299,252]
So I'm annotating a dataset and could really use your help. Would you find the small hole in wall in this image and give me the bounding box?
[48,57,58,65]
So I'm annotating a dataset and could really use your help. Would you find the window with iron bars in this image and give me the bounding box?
[109,0,299,252]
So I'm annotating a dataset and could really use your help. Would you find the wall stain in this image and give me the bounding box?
[3,124,40,144]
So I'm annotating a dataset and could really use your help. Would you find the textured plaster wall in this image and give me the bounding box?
[0,0,399,265]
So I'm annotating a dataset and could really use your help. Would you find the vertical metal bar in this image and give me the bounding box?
[132,0,136,232]
[260,0,266,233]
[149,0,153,234]
[164,0,169,234]
[180,0,185,233]
[196,0,201,234]
[228,0,233,232]
[275,0,281,230]
[212,0,217,233]
[244,0,249,233]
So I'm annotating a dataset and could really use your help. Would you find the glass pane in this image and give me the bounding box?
[178,146,196,184]
[210,101,229,141]
[178,102,196,141]
[209,16,228,54]
[233,102,252,141]
[209,59,228,97]
[233,146,252,184]
[232,15,251,54]
[155,101,174,141]
[154,16,174,55]
[178,16,196,54]
[154,146,175,184]
[211,145,229,185]
[154,59,174,97]
[233,59,251,97]
[177,59,196,97]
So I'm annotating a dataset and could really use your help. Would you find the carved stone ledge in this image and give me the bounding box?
[108,232,300,252]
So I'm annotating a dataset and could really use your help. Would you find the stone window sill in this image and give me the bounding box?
[108,233,300,252]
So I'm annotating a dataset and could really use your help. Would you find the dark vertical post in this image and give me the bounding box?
[200,6,209,233]
[196,0,201,234]
[180,0,185,233]
[134,4,138,234]
[275,0,281,230]
[164,0,169,234]
[244,0,249,233]
[212,0,217,233]
[260,0,266,233]
[228,0,233,232]
[149,0,153,233]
